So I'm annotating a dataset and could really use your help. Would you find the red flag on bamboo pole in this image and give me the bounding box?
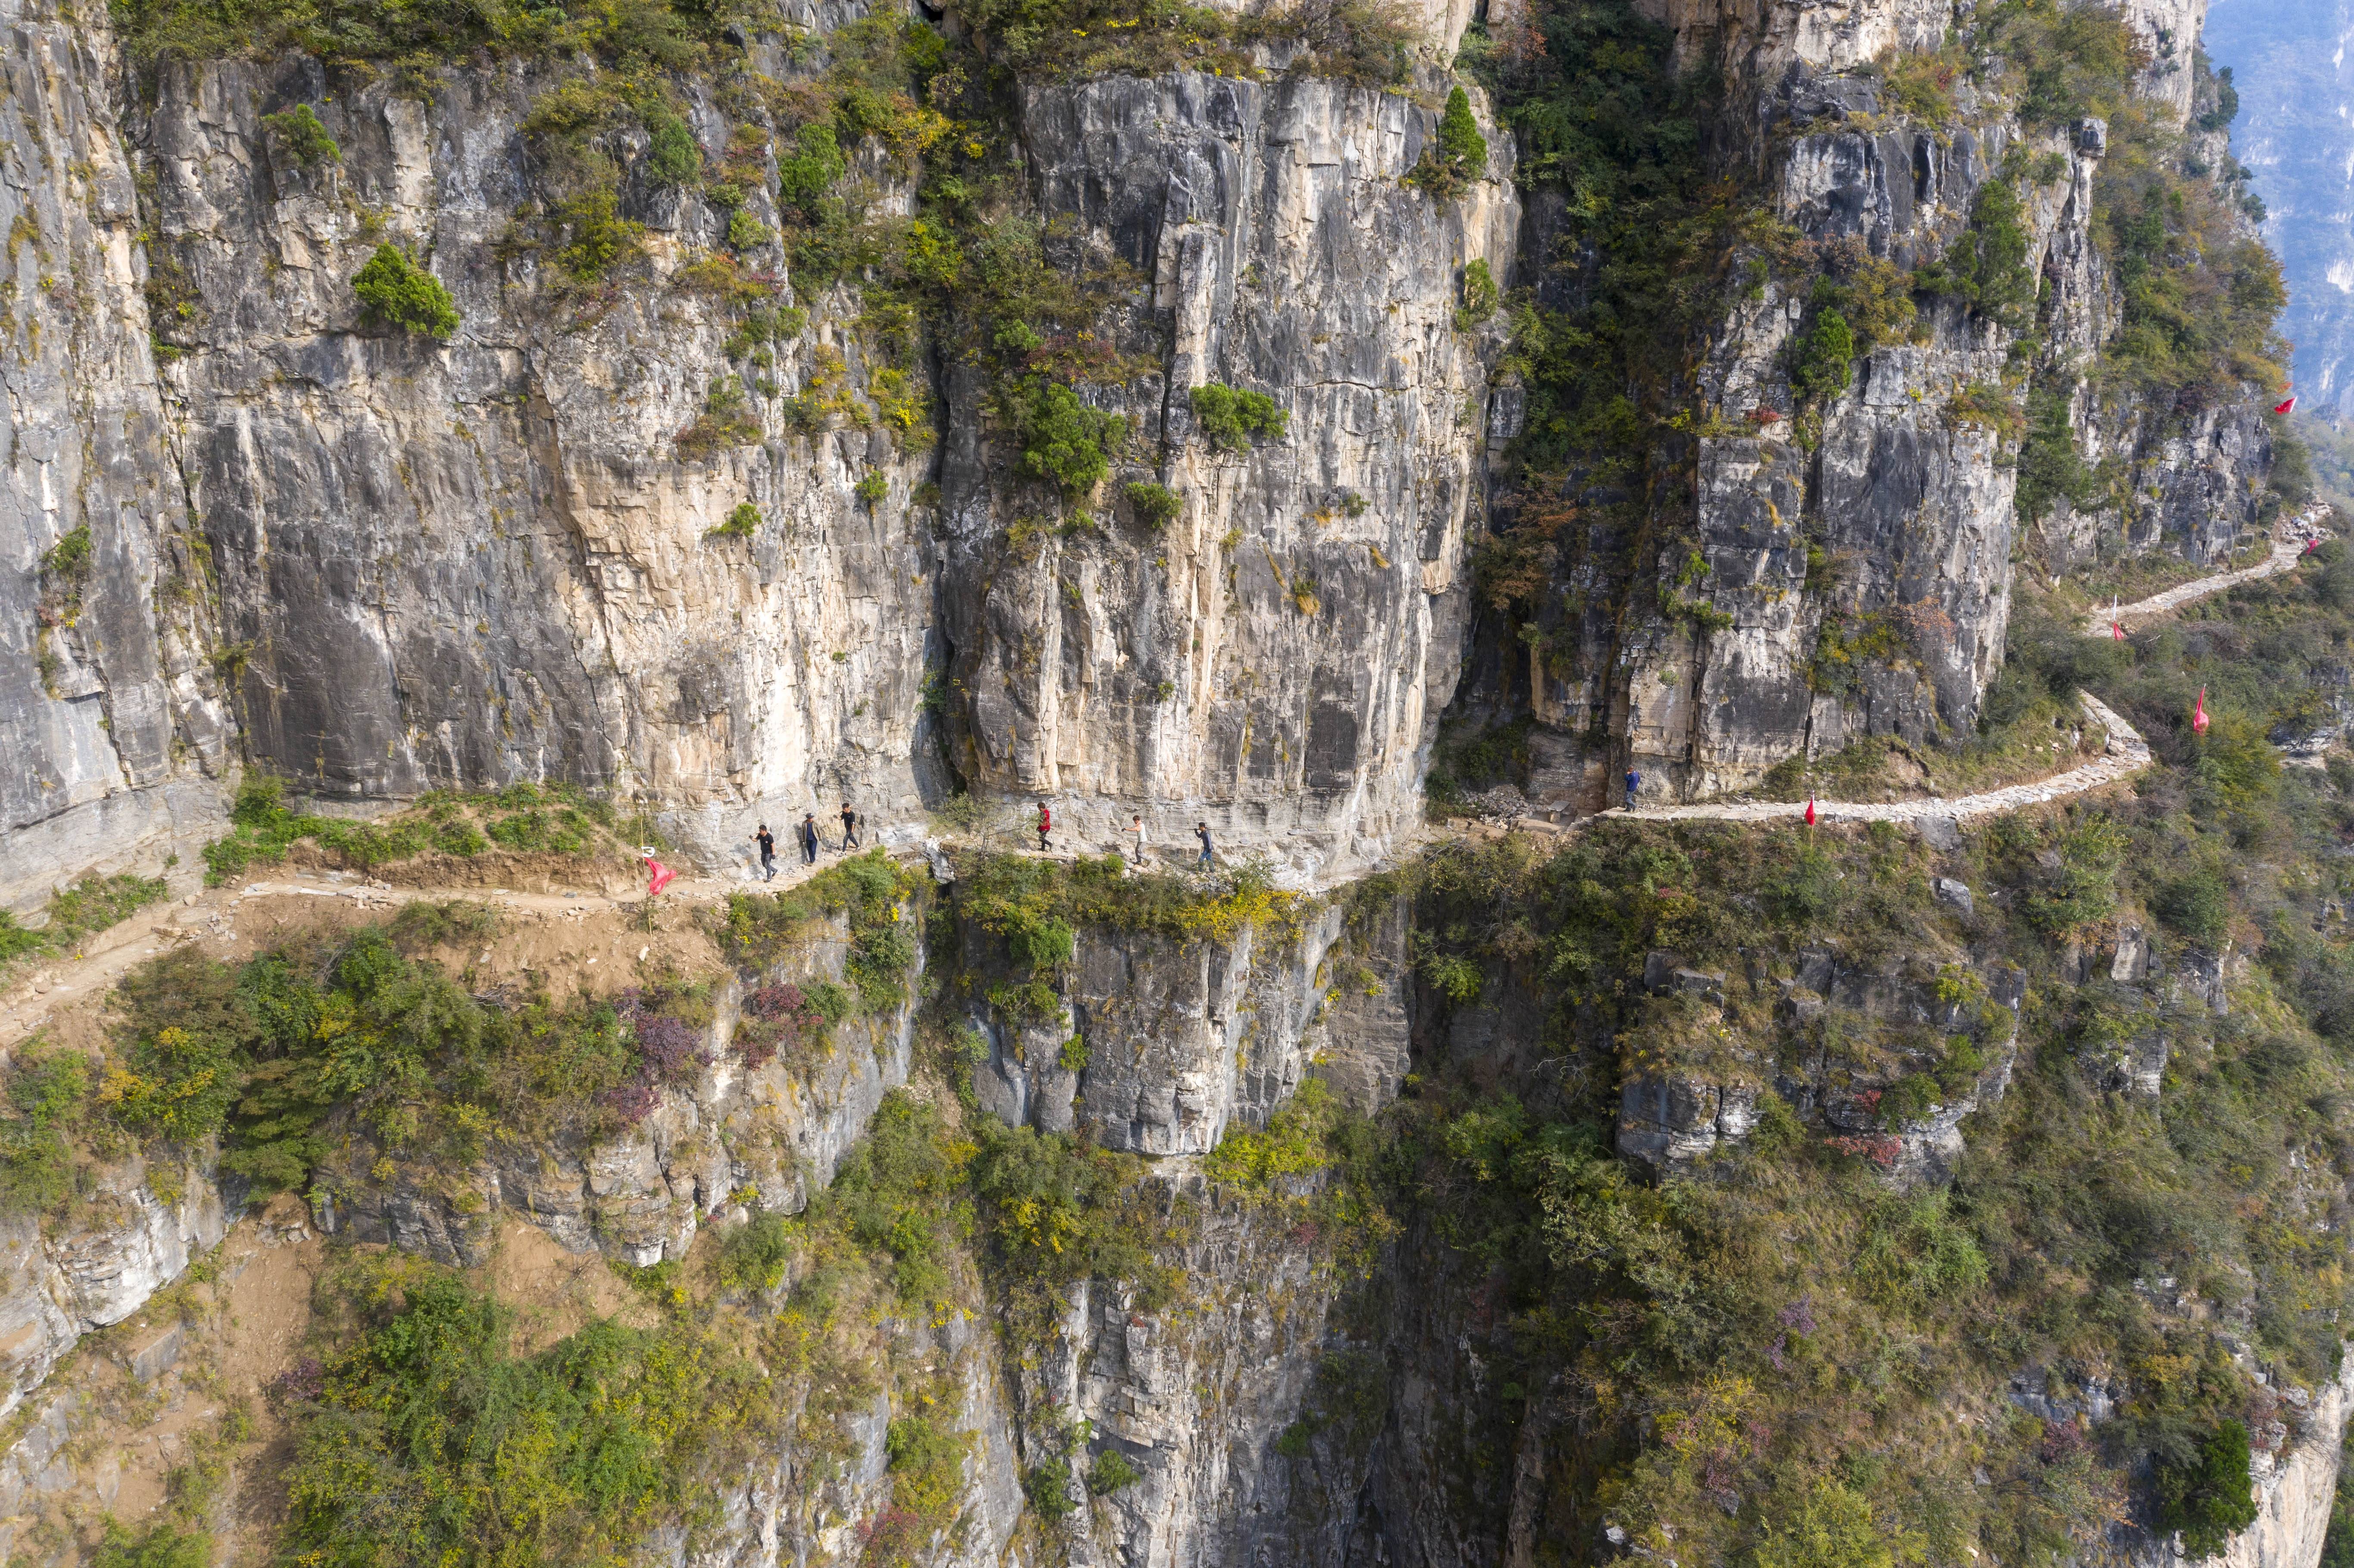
[2193,688,2210,735]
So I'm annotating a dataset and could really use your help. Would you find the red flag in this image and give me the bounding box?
[2276,396,2298,415]
[2111,620,2125,642]
[2192,688,2210,735]
[1804,794,1817,826]
[645,856,676,895]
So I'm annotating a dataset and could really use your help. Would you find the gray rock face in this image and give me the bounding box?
[965,889,1413,1154]
[4,0,1518,904]
[936,72,1517,884]
[0,1151,228,1420]
[1616,944,2026,1186]
[1484,0,2276,811]
[0,0,233,910]
[135,49,941,873]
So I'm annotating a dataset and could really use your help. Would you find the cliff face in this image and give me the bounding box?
[937,73,1515,880]
[3,0,1516,904]
[1454,0,2285,813]
[140,44,945,868]
[0,0,234,910]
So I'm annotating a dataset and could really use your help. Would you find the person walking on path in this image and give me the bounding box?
[1196,821,1213,868]
[1624,768,1641,811]
[1037,802,1053,852]
[800,813,819,865]
[841,802,859,850]
[1129,813,1147,866]
[753,824,777,881]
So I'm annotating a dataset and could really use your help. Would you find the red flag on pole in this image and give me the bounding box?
[2192,688,2210,735]
[643,850,676,895]
[2111,596,2124,641]
[2276,396,2298,415]
[1804,794,1817,826]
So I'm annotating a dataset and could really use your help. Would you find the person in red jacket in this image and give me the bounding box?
[1037,801,1053,852]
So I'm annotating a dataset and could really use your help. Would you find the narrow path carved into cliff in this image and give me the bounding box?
[1589,691,2153,830]
[1572,520,2333,834]
[2080,510,2329,636]
[0,849,878,1051]
[5,526,2335,1042]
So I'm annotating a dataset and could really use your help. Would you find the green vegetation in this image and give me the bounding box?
[1946,379,2026,442]
[1790,307,1855,409]
[0,1045,93,1216]
[2096,171,2285,406]
[0,873,171,969]
[31,902,731,1210]
[1009,377,1125,498]
[91,1521,210,1568]
[719,850,925,1014]
[112,0,732,72]
[2155,1420,2260,1558]
[1979,0,2144,126]
[261,102,339,166]
[709,501,761,541]
[2016,375,2105,522]
[775,123,846,215]
[281,1257,761,1567]
[1456,257,1499,330]
[854,470,890,507]
[1373,544,2354,1566]
[351,244,458,338]
[1189,383,1288,452]
[201,774,625,883]
[1408,87,1489,197]
[942,0,1412,83]
[954,851,1298,959]
[1087,1447,1142,1493]
[1881,44,1962,125]
[1123,480,1180,528]
[40,523,93,582]
[1915,179,2036,331]
[675,375,762,457]
[642,103,700,186]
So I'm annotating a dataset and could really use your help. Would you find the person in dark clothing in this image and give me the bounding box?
[1195,821,1213,867]
[1037,801,1053,852]
[1624,769,1641,811]
[841,802,859,849]
[754,824,777,881]
[800,814,819,865]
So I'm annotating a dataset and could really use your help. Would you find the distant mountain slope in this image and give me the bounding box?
[2207,0,2354,415]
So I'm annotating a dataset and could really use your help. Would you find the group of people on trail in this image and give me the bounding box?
[1035,803,1214,868]
[751,802,863,881]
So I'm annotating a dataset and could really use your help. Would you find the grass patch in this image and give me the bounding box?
[201,775,630,885]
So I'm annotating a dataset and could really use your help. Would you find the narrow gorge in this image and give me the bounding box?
[0,0,2347,1566]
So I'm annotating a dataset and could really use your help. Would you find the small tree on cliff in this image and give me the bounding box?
[2155,1420,2259,1559]
[1408,87,1489,198]
[352,244,459,339]
[1792,307,1856,409]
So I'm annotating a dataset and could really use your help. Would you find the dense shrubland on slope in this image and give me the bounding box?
[20,550,2354,1567]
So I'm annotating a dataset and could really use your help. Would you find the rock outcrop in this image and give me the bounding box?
[0,0,234,912]
[0,1152,228,1420]
[936,72,1516,884]
[968,889,1413,1153]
